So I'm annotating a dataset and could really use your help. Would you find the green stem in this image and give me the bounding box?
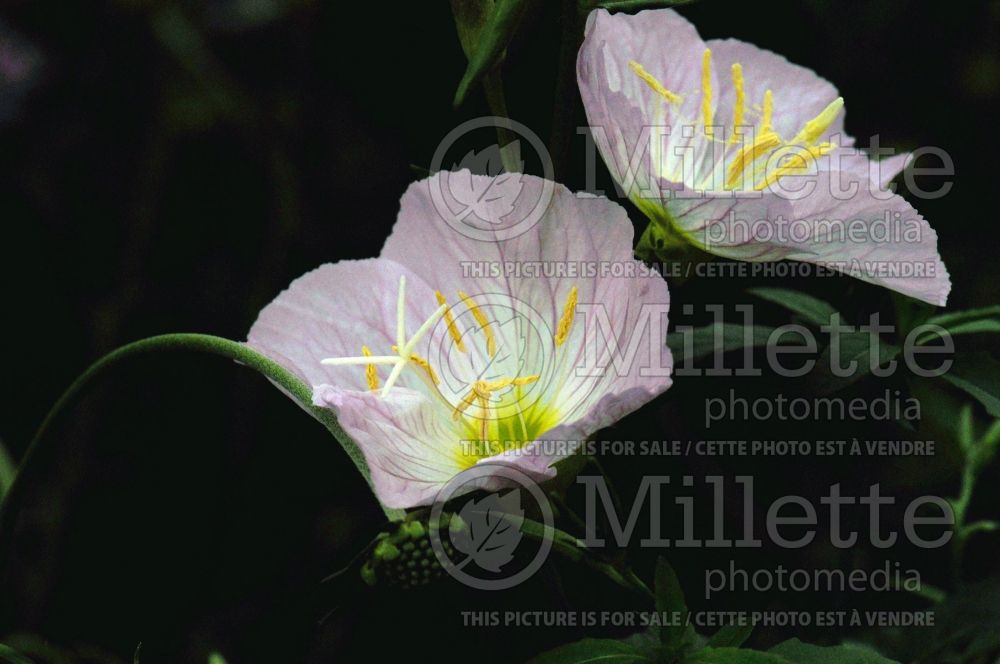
[0,334,400,575]
[0,439,15,502]
[481,69,520,173]
[950,451,978,585]
[519,516,653,600]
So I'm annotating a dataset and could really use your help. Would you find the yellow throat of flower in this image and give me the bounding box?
[321,279,580,466]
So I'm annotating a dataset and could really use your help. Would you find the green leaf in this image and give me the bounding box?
[684,647,788,663]
[748,288,840,327]
[655,557,689,649]
[768,639,899,664]
[668,323,776,363]
[811,330,901,395]
[924,305,1000,331]
[528,638,653,663]
[940,352,1000,418]
[0,644,36,664]
[0,437,16,501]
[916,317,1000,345]
[453,0,529,108]
[706,623,754,649]
[957,404,975,452]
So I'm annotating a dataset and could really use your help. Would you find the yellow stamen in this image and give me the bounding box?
[725,130,781,189]
[392,345,439,385]
[361,346,379,391]
[554,286,578,346]
[701,48,714,136]
[458,291,496,357]
[435,291,466,353]
[790,97,844,147]
[754,142,836,191]
[761,89,774,133]
[730,63,745,143]
[452,376,540,422]
[628,60,683,104]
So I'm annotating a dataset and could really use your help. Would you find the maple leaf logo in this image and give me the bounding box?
[450,142,525,225]
[450,490,525,573]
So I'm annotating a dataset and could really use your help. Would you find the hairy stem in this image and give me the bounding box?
[0,333,400,577]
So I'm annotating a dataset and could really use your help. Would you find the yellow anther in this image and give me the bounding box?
[486,375,540,391]
[628,60,683,104]
[458,291,496,357]
[392,345,439,385]
[754,142,836,191]
[761,89,774,133]
[554,286,578,347]
[725,130,781,189]
[361,346,379,391]
[730,63,745,143]
[435,290,466,353]
[790,97,844,147]
[701,48,714,136]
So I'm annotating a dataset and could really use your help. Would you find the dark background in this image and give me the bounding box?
[0,0,997,662]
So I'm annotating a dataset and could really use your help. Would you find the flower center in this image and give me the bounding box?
[628,48,843,192]
[321,278,579,462]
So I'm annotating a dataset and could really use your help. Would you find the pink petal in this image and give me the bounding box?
[383,171,673,448]
[705,38,849,146]
[247,258,443,392]
[577,8,714,191]
[313,385,464,509]
[669,175,950,306]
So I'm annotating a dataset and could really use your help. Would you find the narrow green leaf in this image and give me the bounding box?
[706,623,754,649]
[453,0,529,108]
[957,404,975,452]
[916,318,1000,345]
[812,331,902,395]
[655,557,688,649]
[940,352,1000,418]
[528,638,652,663]
[668,323,776,363]
[0,437,16,501]
[768,639,899,663]
[684,647,788,663]
[0,644,36,664]
[748,288,839,327]
[924,306,1000,330]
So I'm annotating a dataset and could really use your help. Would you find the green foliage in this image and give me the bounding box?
[668,323,776,364]
[655,558,692,653]
[528,638,652,663]
[452,0,530,108]
[941,352,1000,418]
[704,624,753,649]
[748,288,839,328]
[0,644,35,664]
[767,639,899,663]
[529,558,898,664]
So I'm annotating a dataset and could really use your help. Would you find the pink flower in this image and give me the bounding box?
[247,172,672,509]
[577,8,950,306]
